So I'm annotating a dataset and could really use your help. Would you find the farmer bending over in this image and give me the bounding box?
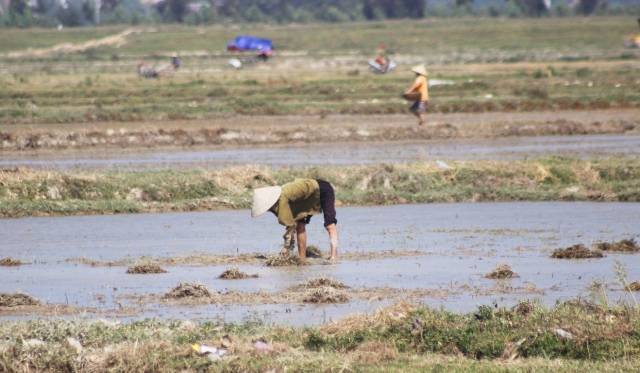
[251,179,339,261]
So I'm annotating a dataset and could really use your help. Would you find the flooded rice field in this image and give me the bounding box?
[1,202,639,326]
[1,134,639,171]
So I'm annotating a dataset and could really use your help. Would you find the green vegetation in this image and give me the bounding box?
[0,300,639,372]
[1,157,639,218]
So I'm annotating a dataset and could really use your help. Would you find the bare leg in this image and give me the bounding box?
[296,221,307,259]
[325,223,339,261]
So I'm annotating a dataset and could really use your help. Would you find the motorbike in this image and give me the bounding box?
[368,58,396,74]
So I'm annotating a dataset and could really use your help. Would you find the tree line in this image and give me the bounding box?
[0,0,635,28]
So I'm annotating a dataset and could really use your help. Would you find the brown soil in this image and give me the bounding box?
[218,267,258,279]
[627,281,640,291]
[485,264,519,279]
[163,282,212,299]
[0,257,22,266]
[0,110,638,152]
[305,245,325,258]
[595,238,640,253]
[551,244,604,259]
[0,293,40,307]
[125,264,168,274]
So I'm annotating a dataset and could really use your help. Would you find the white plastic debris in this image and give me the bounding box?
[20,339,45,348]
[554,328,574,340]
[192,343,217,355]
[253,338,272,351]
[436,160,450,169]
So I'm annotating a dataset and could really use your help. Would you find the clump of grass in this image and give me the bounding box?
[218,266,258,279]
[485,263,519,279]
[126,264,167,274]
[595,238,639,253]
[265,254,308,267]
[627,281,640,291]
[551,244,604,259]
[0,292,40,307]
[293,275,349,291]
[164,282,212,299]
[303,287,349,304]
[513,300,536,316]
[305,245,325,258]
[0,257,22,266]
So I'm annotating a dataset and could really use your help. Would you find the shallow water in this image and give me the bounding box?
[1,134,638,171]
[2,202,639,325]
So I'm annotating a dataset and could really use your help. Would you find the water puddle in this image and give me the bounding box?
[1,134,638,171]
[1,202,639,325]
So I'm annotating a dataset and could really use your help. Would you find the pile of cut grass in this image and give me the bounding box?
[0,257,22,266]
[265,254,308,267]
[303,287,349,304]
[595,238,640,253]
[485,263,519,279]
[0,292,39,307]
[305,245,325,258]
[218,266,258,279]
[164,282,212,299]
[292,275,349,291]
[551,244,604,259]
[627,281,640,291]
[126,264,167,274]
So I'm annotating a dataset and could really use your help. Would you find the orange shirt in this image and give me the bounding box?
[412,75,429,101]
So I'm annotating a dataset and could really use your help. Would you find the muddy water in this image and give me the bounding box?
[1,202,639,325]
[2,134,639,171]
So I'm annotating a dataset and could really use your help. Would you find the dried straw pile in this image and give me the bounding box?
[0,257,22,266]
[265,254,308,267]
[627,281,640,291]
[514,300,536,316]
[164,282,212,299]
[485,264,519,279]
[207,165,275,193]
[595,238,640,253]
[321,301,417,335]
[126,264,168,274]
[551,244,604,259]
[303,287,349,304]
[218,267,258,279]
[0,292,40,307]
[292,275,349,291]
[305,245,325,258]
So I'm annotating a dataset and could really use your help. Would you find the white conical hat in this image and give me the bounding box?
[251,186,282,218]
[411,64,428,76]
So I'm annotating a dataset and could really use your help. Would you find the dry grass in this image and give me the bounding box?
[513,300,537,316]
[0,257,22,266]
[302,287,349,304]
[265,254,309,267]
[125,264,167,274]
[595,238,640,253]
[321,301,417,335]
[163,282,212,299]
[206,165,275,193]
[485,264,519,279]
[627,281,640,291]
[0,292,40,307]
[291,275,349,291]
[218,266,258,279]
[351,340,399,365]
[551,244,604,259]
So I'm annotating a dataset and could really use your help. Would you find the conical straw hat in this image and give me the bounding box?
[411,64,428,76]
[251,186,282,218]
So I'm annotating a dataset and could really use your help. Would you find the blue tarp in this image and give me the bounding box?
[226,36,274,54]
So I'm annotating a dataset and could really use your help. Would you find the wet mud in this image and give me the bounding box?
[1,202,639,325]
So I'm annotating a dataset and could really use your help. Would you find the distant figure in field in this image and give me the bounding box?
[172,56,180,70]
[405,64,429,126]
[375,44,388,73]
[251,179,339,262]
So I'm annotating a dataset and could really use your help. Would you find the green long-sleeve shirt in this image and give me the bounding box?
[269,178,322,243]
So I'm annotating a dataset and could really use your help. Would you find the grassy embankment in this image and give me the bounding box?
[1,300,639,372]
[1,157,638,218]
[0,17,638,124]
